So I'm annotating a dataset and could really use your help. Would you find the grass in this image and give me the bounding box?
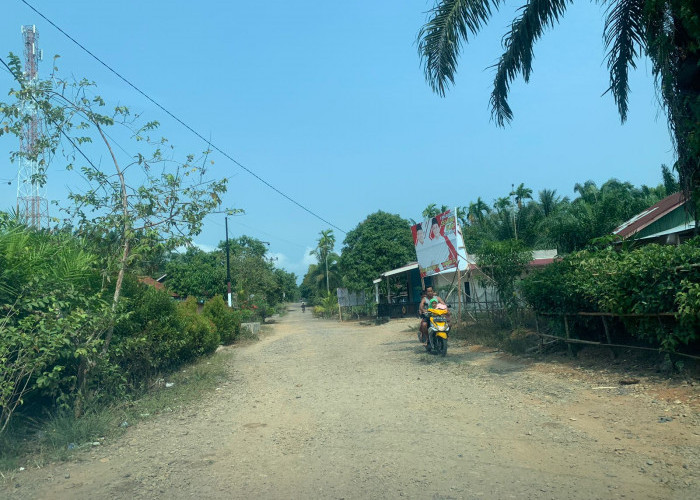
[0,349,232,475]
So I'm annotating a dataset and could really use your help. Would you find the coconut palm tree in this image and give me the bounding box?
[493,196,512,214]
[417,0,699,206]
[310,229,336,294]
[510,183,533,210]
[468,197,491,224]
[574,180,600,204]
[422,204,450,218]
[538,188,561,217]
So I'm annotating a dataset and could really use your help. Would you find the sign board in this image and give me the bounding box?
[336,288,366,307]
[411,208,467,278]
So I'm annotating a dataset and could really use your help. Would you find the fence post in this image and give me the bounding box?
[601,316,612,344]
[563,314,574,357]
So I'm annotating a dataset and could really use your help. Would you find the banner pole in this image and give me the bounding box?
[455,207,462,326]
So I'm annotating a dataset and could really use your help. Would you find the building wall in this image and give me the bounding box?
[431,270,500,310]
[636,205,693,239]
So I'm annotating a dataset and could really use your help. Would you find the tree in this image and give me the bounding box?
[468,197,491,224]
[310,229,336,294]
[538,189,562,217]
[417,0,700,210]
[493,197,512,214]
[476,239,531,327]
[0,56,229,350]
[661,163,680,194]
[165,247,226,300]
[510,183,533,210]
[422,204,450,218]
[574,180,600,205]
[338,211,416,292]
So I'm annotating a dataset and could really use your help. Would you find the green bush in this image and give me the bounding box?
[521,238,700,350]
[177,297,219,359]
[112,284,187,381]
[202,295,241,344]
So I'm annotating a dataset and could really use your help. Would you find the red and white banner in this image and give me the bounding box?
[411,208,467,277]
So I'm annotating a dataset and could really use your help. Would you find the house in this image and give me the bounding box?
[138,274,179,298]
[613,192,697,244]
[372,262,425,318]
[374,249,557,317]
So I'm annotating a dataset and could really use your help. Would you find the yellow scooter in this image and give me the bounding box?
[426,306,449,357]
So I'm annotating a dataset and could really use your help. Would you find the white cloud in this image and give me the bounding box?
[268,247,318,284]
[303,247,318,266]
[193,242,217,253]
[173,242,218,254]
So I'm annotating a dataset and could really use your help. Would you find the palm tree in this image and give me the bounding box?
[493,196,512,214]
[573,180,599,204]
[422,204,450,218]
[538,188,561,217]
[468,197,491,224]
[417,0,699,206]
[510,183,533,210]
[310,229,336,294]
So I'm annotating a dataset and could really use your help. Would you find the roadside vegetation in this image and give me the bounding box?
[0,57,296,468]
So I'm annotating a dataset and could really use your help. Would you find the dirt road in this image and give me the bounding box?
[6,305,699,499]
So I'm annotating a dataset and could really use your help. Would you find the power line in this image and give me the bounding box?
[19,0,347,234]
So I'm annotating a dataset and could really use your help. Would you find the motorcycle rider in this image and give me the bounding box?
[419,287,445,343]
[301,301,306,313]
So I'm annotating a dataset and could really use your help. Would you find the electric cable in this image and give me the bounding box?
[19,0,347,234]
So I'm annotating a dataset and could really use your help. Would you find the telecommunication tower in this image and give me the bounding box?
[16,25,49,229]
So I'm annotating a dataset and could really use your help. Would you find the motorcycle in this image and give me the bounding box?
[425,305,449,356]
[301,303,306,313]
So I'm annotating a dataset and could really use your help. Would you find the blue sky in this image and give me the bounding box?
[0,1,675,280]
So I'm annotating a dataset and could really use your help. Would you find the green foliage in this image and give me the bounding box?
[338,211,416,292]
[166,247,226,300]
[521,238,700,350]
[459,177,669,254]
[476,240,531,327]
[306,229,342,297]
[0,225,109,432]
[0,55,229,355]
[1,288,110,429]
[202,295,241,344]
[417,1,700,204]
[111,284,186,382]
[312,293,339,319]
[177,297,220,359]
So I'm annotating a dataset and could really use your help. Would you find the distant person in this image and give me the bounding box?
[301,301,306,313]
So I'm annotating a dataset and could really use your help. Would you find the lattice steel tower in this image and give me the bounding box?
[16,25,49,228]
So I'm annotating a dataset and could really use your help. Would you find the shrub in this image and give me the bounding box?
[112,284,187,381]
[177,297,219,359]
[521,238,700,350]
[202,295,241,344]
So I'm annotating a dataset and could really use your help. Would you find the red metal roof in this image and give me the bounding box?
[613,192,685,239]
[529,258,555,267]
[138,276,179,297]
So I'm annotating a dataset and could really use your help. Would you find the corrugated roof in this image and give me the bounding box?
[380,262,419,277]
[613,192,685,238]
[138,276,178,297]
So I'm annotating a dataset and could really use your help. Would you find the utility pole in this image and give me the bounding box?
[225,216,232,307]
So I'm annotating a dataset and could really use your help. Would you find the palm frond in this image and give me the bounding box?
[418,0,503,96]
[603,0,646,122]
[490,0,571,126]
